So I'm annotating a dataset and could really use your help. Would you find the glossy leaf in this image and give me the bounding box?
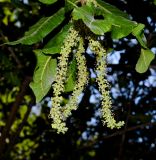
[34,47,59,55]
[41,24,72,54]
[72,5,111,35]
[30,50,57,103]
[110,15,137,39]
[132,23,147,49]
[7,8,65,45]
[136,48,155,73]
[33,24,71,55]
[65,0,77,12]
[95,0,137,39]
[72,3,137,38]
[64,58,77,92]
[96,0,129,18]
[39,0,57,5]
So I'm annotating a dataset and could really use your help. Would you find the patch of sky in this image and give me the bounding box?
[145,125,150,129]
[134,97,141,105]
[147,16,152,25]
[89,87,101,104]
[144,110,156,123]
[137,137,143,143]
[95,108,101,117]
[139,80,144,86]
[90,68,96,78]
[31,103,41,116]
[31,97,51,116]
[144,28,150,34]
[107,50,125,64]
[151,47,156,54]
[151,115,156,123]
[14,21,21,28]
[87,117,98,126]
[107,73,118,84]
[132,111,136,115]
[127,81,135,99]
[128,39,138,47]
[111,85,122,99]
[89,94,99,104]
[144,76,156,87]
[86,46,94,56]
[137,88,148,96]
[77,93,84,103]
[23,0,28,4]
[150,143,155,149]
[81,131,88,140]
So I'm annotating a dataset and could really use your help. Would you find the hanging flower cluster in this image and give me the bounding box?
[89,37,124,129]
[49,25,124,133]
[7,0,152,135]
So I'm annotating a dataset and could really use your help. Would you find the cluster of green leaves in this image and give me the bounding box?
[6,0,155,103]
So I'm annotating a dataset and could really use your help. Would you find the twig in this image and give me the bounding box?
[80,121,156,149]
[103,122,155,139]
[4,100,34,158]
[8,47,23,69]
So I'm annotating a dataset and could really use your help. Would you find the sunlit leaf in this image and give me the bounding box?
[65,0,77,12]
[7,8,65,45]
[136,48,155,73]
[72,5,111,35]
[38,24,72,54]
[30,51,57,103]
[72,3,137,38]
[96,0,129,18]
[110,15,137,39]
[33,24,71,55]
[132,23,147,49]
[0,0,10,2]
[38,0,57,5]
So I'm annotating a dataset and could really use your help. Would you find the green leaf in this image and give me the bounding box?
[72,3,137,38]
[96,0,129,18]
[38,0,57,5]
[44,24,71,48]
[72,5,94,20]
[34,47,59,55]
[30,50,57,103]
[64,58,77,92]
[72,5,111,35]
[40,24,72,54]
[110,15,137,39]
[7,8,65,45]
[135,48,155,73]
[65,0,77,12]
[132,23,147,49]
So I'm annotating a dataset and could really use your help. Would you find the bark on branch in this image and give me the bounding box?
[0,76,32,157]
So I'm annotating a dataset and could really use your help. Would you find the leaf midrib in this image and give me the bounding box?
[21,13,62,42]
[142,50,147,67]
[40,57,51,94]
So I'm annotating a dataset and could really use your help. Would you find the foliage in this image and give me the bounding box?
[5,0,155,133]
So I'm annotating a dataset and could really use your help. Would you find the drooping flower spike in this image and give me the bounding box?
[49,25,124,133]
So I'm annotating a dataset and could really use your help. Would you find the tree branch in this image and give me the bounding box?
[0,76,32,157]
[80,121,156,150]
[8,47,23,69]
[104,122,156,139]
[4,100,34,158]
